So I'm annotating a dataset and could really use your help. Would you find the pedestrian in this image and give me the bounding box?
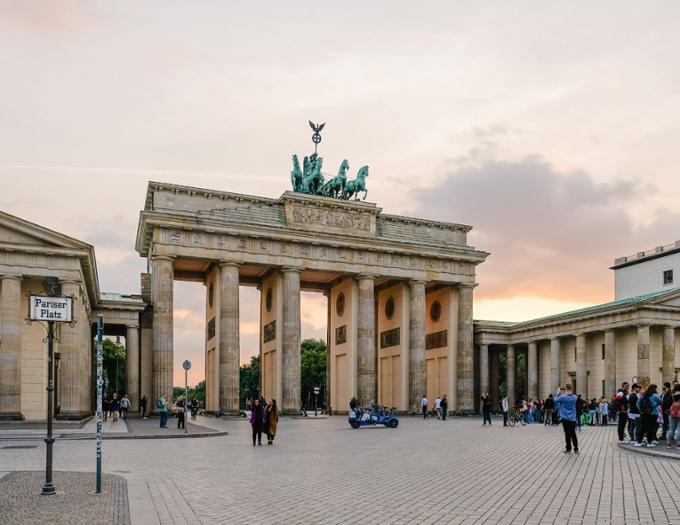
[480,390,492,425]
[250,398,265,445]
[628,384,642,445]
[636,384,661,447]
[535,399,543,424]
[588,398,597,426]
[555,385,579,454]
[140,395,148,419]
[158,395,169,428]
[599,398,609,426]
[265,399,279,445]
[110,393,120,423]
[667,391,680,448]
[441,395,448,421]
[661,381,673,440]
[544,394,555,426]
[434,396,442,419]
[502,395,509,427]
[575,395,585,431]
[614,384,629,441]
[190,397,198,422]
[421,395,429,420]
[120,394,130,420]
[176,395,186,430]
[103,394,110,421]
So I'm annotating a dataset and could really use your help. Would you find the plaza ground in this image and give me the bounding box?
[2,416,680,524]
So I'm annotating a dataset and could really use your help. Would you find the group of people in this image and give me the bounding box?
[155,394,200,429]
[614,380,680,448]
[419,395,449,420]
[102,392,131,422]
[248,397,279,445]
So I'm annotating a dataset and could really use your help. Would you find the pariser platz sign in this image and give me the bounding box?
[29,295,73,322]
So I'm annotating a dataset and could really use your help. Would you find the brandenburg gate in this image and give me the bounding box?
[135,145,488,415]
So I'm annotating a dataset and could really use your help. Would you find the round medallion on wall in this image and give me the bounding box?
[430,300,442,322]
[336,292,345,317]
[385,297,395,320]
[265,288,273,312]
[208,283,214,308]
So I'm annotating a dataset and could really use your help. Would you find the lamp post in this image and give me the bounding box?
[183,360,191,434]
[313,386,320,416]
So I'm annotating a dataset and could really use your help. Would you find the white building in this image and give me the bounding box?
[613,240,680,300]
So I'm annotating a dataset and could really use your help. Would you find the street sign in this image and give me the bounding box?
[29,295,73,322]
[183,360,191,371]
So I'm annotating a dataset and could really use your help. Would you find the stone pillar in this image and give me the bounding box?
[457,284,475,413]
[489,348,499,410]
[637,324,651,387]
[59,281,85,418]
[219,262,240,415]
[527,341,538,400]
[281,268,301,414]
[140,310,153,408]
[604,330,616,399]
[324,290,331,413]
[126,324,140,412]
[408,279,426,412]
[663,326,676,385]
[356,275,376,407]
[479,344,490,397]
[550,338,560,392]
[507,345,516,406]
[0,275,23,420]
[151,255,174,408]
[575,334,587,397]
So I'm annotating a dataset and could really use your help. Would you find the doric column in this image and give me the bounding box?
[550,338,560,392]
[356,275,376,407]
[479,344,490,396]
[281,268,301,414]
[456,284,475,413]
[0,275,23,420]
[408,279,426,412]
[324,289,331,413]
[58,280,84,418]
[151,255,174,408]
[506,345,516,406]
[527,342,538,400]
[126,324,140,412]
[489,348,499,410]
[604,330,616,399]
[219,262,240,415]
[575,334,587,397]
[663,326,676,384]
[637,324,651,387]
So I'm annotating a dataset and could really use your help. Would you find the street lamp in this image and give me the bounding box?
[313,386,320,416]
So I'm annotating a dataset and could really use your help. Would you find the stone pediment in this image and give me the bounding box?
[647,288,680,308]
[0,210,92,252]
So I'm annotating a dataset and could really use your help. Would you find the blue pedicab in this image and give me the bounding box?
[348,402,399,429]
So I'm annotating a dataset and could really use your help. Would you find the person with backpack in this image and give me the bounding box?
[661,382,673,440]
[544,394,555,426]
[555,385,579,454]
[441,395,448,421]
[140,395,148,419]
[667,391,680,448]
[158,395,169,428]
[576,395,586,431]
[175,395,186,430]
[614,384,629,441]
[636,384,662,447]
[628,384,642,445]
[120,394,130,420]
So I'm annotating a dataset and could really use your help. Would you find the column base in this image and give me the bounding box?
[0,412,25,421]
[56,411,92,421]
[454,410,477,417]
[218,410,244,418]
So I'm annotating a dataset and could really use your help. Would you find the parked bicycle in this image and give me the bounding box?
[507,408,527,427]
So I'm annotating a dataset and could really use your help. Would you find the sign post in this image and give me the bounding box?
[183,360,191,434]
[96,316,104,493]
[313,386,320,416]
[28,279,74,496]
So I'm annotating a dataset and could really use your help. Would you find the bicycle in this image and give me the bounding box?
[508,409,527,427]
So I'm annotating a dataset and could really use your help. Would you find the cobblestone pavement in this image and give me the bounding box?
[0,470,129,524]
[3,416,680,524]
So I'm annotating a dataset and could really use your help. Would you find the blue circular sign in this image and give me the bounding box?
[183,360,191,371]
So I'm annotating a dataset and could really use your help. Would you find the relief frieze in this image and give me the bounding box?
[290,205,371,232]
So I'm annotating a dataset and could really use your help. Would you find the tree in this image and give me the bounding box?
[239,355,260,408]
[172,381,205,403]
[301,338,326,409]
[102,339,125,395]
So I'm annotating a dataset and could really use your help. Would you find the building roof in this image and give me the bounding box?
[611,240,680,269]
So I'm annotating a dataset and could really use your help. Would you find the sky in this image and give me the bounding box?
[2,2,680,385]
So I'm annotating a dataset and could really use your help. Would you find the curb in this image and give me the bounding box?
[617,441,680,461]
[0,430,228,442]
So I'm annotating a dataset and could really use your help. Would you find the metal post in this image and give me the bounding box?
[184,368,188,434]
[96,316,103,493]
[42,320,56,496]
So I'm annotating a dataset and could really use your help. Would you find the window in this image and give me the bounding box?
[601,343,606,360]
[664,269,673,285]
[574,347,577,362]
[602,380,605,398]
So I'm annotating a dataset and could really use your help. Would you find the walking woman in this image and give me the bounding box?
[250,398,265,446]
[637,384,662,447]
[266,399,279,445]
[110,393,120,423]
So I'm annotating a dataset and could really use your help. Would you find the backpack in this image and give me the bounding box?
[156,399,163,409]
[670,401,680,418]
[639,396,652,414]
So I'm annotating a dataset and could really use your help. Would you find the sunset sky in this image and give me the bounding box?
[2,2,680,385]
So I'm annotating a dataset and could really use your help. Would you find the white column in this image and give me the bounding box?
[550,338,560,392]
[408,280,426,412]
[356,275,376,407]
[219,262,240,415]
[281,268,301,414]
[575,334,587,398]
[0,275,23,420]
[637,324,651,387]
[527,342,538,400]
[151,256,174,409]
[479,344,490,395]
[604,330,616,399]
[59,280,84,418]
[507,345,516,406]
[456,284,475,413]
[663,326,675,385]
[126,324,140,412]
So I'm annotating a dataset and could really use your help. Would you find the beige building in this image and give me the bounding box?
[475,243,680,411]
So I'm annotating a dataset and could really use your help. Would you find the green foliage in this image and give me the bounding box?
[239,355,260,408]
[172,381,205,403]
[301,338,326,408]
[102,339,125,395]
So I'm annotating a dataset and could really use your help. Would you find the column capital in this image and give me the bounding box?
[218,261,240,269]
[150,255,175,263]
[281,266,302,274]
[603,328,617,334]
[458,282,477,289]
[126,324,141,331]
[635,322,652,329]
[409,278,427,286]
[0,274,22,281]
[357,273,377,281]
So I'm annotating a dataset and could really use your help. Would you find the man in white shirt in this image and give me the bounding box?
[421,395,429,419]
[502,395,509,427]
[434,396,442,420]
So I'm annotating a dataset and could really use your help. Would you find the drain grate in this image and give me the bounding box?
[2,445,38,449]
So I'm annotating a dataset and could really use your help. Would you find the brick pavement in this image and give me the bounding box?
[2,416,680,524]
